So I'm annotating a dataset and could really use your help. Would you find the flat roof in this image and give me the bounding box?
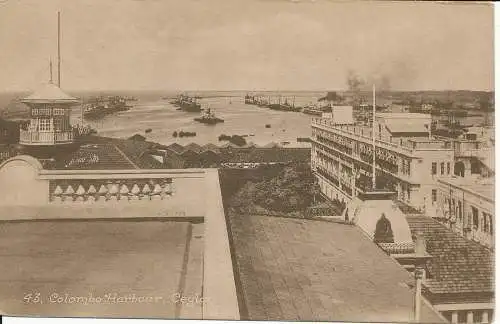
[0,220,203,319]
[227,214,444,322]
[438,176,494,201]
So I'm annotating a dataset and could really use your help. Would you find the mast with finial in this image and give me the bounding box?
[372,84,376,190]
[57,11,61,87]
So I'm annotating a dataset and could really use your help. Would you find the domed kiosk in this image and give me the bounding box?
[343,190,414,245]
[343,190,432,273]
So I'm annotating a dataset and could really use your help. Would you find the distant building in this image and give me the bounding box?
[311,110,494,249]
[433,176,494,249]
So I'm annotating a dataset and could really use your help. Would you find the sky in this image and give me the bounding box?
[0,0,494,92]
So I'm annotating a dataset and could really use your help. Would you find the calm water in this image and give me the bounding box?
[70,96,318,148]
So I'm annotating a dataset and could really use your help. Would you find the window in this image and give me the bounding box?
[38,118,51,131]
[431,162,437,175]
[447,162,450,174]
[53,108,65,115]
[440,162,445,175]
[482,212,488,233]
[431,189,437,203]
[472,207,479,228]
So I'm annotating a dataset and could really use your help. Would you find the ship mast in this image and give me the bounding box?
[372,84,376,190]
[57,11,61,87]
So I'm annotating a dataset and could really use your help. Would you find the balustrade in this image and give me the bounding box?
[20,130,74,145]
[50,178,174,203]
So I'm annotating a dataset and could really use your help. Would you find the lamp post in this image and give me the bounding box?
[412,232,431,323]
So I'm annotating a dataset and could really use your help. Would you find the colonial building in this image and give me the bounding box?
[433,176,494,249]
[311,111,454,212]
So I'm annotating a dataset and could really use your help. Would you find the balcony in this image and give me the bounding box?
[20,130,74,145]
[312,118,414,156]
[453,140,482,157]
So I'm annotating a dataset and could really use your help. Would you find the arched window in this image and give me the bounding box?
[374,213,395,243]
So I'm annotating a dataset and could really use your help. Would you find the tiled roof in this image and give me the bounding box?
[406,216,494,295]
[184,143,203,153]
[45,136,164,170]
[226,213,444,322]
[201,143,221,154]
[167,143,185,154]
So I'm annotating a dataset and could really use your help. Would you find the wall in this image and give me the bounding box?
[0,156,49,206]
[411,149,455,212]
[435,179,494,249]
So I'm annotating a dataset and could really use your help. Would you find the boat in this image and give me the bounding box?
[302,107,323,116]
[171,94,202,112]
[194,108,224,125]
[83,96,132,120]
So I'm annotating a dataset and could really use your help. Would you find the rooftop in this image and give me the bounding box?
[376,112,431,120]
[385,120,430,134]
[40,136,164,170]
[438,176,494,201]
[21,82,78,104]
[227,213,444,322]
[407,216,494,297]
[0,219,203,319]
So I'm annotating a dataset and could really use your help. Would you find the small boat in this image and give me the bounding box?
[265,124,271,128]
[145,128,152,134]
[194,108,224,125]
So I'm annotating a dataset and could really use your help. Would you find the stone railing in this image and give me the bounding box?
[49,178,173,203]
[378,242,416,255]
[37,168,208,204]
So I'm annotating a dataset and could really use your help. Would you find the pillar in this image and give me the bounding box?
[481,310,489,323]
[451,311,458,324]
[466,311,473,324]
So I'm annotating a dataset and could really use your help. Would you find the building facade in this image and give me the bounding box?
[311,113,455,213]
[433,177,494,249]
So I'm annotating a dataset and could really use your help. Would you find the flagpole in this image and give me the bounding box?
[57,11,61,87]
[372,84,376,190]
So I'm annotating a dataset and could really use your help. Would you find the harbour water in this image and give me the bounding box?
[0,90,492,148]
[74,95,318,148]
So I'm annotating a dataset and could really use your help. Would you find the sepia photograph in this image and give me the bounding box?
[0,0,495,323]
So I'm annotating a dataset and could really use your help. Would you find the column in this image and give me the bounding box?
[466,310,473,324]
[451,311,458,324]
[481,310,489,323]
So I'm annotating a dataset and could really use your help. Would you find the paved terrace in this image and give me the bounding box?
[0,220,202,319]
[226,212,445,323]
